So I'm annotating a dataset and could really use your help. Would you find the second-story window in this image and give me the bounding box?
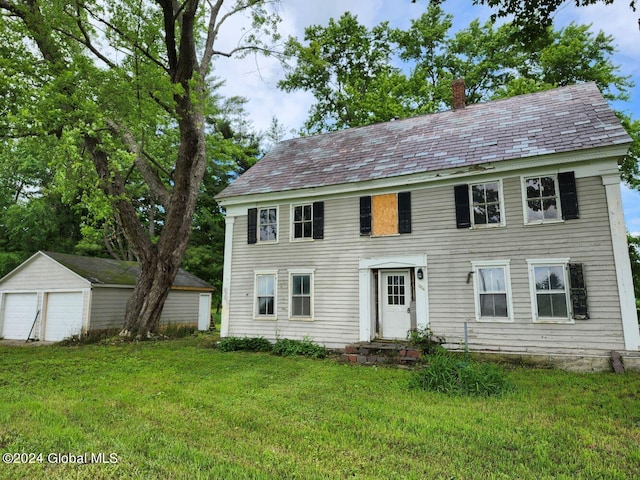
[259,207,278,242]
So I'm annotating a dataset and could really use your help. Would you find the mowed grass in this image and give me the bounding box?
[0,334,639,479]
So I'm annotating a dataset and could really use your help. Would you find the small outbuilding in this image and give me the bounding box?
[0,251,214,341]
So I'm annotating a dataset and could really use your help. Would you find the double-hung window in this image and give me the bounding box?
[289,270,314,319]
[259,207,278,242]
[523,172,580,224]
[247,207,278,244]
[454,181,504,228]
[472,261,513,322]
[524,175,560,223]
[291,202,324,241]
[254,271,277,319]
[527,259,571,323]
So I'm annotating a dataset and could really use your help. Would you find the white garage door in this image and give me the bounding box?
[44,292,84,341]
[1,293,38,340]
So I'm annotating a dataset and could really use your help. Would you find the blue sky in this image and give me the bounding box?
[216,0,640,233]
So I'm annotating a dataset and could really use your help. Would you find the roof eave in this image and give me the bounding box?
[217,143,631,208]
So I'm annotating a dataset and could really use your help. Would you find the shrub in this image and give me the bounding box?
[272,337,328,359]
[218,336,273,352]
[407,326,445,355]
[409,351,512,397]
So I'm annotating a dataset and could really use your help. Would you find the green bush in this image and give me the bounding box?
[407,326,445,355]
[272,337,328,359]
[409,352,512,397]
[218,336,273,352]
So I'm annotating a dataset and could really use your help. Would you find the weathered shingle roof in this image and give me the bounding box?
[217,83,630,199]
[42,251,214,290]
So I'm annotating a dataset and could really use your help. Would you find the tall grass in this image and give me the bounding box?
[0,334,638,479]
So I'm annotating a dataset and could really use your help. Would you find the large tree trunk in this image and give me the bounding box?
[120,91,207,337]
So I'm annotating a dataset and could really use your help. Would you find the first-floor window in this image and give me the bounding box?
[472,261,512,321]
[255,272,277,318]
[528,260,570,322]
[289,270,314,318]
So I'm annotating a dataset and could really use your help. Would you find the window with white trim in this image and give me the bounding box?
[289,270,314,319]
[523,175,561,223]
[454,181,504,228]
[472,261,513,322]
[292,204,313,239]
[254,271,277,319]
[471,181,503,226]
[259,207,278,242]
[527,259,571,322]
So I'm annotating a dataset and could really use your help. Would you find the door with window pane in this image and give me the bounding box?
[380,270,411,339]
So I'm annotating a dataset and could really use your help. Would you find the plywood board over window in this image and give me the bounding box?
[372,193,399,236]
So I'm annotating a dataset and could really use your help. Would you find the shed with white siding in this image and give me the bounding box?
[0,251,214,341]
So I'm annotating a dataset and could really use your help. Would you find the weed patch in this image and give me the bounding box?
[410,351,513,397]
[218,336,273,352]
[272,337,328,359]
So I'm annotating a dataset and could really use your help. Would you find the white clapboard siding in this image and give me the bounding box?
[226,174,627,353]
[0,255,88,291]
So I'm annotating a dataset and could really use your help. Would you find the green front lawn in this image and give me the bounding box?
[0,334,639,479]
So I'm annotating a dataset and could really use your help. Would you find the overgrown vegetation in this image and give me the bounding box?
[410,351,513,397]
[218,336,329,359]
[0,336,638,479]
[272,337,329,359]
[218,336,273,352]
[407,326,445,355]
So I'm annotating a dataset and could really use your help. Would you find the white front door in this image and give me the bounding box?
[380,270,411,340]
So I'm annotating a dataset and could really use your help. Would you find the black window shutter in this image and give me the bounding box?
[559,171,579,220]
[454,185,471,228]
[398,192,412,234]
[569,263,589,320]
[360,196,372,235]
[247,208,257,244]
[312,201,324,239]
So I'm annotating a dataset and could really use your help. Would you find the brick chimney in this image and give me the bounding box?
[452,78,466,110]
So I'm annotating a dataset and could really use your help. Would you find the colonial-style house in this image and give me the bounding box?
[215,82,639,365]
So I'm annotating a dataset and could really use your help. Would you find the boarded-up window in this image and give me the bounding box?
[360,193,411,236]
[372,193,399,236]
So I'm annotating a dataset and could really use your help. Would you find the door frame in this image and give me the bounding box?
[378,269,413,340]
[358,254,428,342]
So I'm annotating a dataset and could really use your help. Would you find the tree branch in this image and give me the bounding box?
[80,2,170,73]
[105,119,172,207]
[84,134,154,260]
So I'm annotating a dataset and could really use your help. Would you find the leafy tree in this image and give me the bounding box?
[280,6,632,134]
[0,0,280,338]
[417,0,638,40]
[278,12,410,134]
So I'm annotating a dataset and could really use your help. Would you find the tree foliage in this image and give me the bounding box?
[280,5,632,135]
[0,0,280,337]
[418,0,638,40]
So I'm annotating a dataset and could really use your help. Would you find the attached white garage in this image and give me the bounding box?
[0,251,214,342]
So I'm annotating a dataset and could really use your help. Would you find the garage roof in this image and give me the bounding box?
[5,251,214,291]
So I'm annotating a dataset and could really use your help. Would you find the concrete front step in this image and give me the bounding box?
[341,341,422,366]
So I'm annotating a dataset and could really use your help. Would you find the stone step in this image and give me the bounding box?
[341,342,422,365]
